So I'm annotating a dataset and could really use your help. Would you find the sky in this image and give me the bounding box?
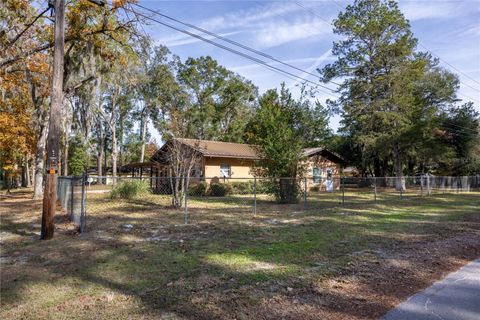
[135,0,480,142]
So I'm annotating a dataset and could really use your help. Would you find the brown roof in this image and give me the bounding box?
[152,138,345,164]
[174,138,261,160]
[303,147,346,164]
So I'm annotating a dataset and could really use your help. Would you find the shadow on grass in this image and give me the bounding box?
[1,192,479,319]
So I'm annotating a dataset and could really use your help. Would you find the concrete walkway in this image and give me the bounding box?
[382,259,480,320]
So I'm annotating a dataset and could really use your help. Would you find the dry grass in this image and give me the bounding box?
[1,189,479,319]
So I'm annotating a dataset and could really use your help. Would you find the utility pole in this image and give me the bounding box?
[41,0,65,240]
[40,0,105,239]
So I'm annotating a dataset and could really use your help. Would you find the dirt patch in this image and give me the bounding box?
[1,190,479,320]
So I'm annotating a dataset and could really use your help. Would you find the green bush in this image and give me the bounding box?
[256,180,273,194]
[208,183,232,197]
[110,179,151,200]
[230,181,254,194]
[310,185,320,192]
[188,181,208,196]
[229,180,273,194]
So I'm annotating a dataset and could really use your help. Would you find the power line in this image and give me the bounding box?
[321,0,480,95]
[133,2,343,88]
[441,120,479,134]
[456,92,480,104]
[294,1,333,26]
[418,43,480,89]
[121,5,340,98]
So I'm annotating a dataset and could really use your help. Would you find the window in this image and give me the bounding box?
[220,163,231,177]
[313,167,322,183]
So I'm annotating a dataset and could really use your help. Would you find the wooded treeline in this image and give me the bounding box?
[1,0,479,196]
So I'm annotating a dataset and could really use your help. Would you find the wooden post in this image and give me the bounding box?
[150,165,153,188]
[41,0,65,240]
[303,177,307,209]
[253,177,257,216]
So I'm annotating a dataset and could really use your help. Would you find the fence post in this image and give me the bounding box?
[304,177,307,210]
[427,174,431,196]
[70,177,74,220]
[420,175,424,197]
[374,176,377,203]
[341,176,345,207]
[184,177,188,225]
[80,173,86,232]
[253,177,257,216]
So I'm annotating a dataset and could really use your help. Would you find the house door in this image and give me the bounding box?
[326,168,334,192]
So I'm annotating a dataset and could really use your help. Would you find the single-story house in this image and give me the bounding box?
[145,138,346,188]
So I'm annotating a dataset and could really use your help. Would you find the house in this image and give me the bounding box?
[147,138,346,188]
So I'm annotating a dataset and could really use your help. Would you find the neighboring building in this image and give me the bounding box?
[145,138,346,188]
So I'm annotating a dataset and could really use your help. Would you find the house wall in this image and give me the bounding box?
[153,153,342,191]
[304,155,342,190]
[204,157,255,182]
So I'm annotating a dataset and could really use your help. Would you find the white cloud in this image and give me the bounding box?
[399,1,463,21]
[286,49,333,89]
[197,2,313,31]
[456,24,480,37]
[229,56,335,72]
[254,18,332,48]
[158,31,243,47]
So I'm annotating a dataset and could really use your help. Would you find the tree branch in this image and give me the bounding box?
[5,7,49,50]
[1,24,132,68]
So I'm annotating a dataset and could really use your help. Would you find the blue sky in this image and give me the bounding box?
[137,0,480,140]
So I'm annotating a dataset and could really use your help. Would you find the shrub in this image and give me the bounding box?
[310,185,320,192]
[188,181,208,196]
[208,183,232,197]
[256,179,275,194]
[110,179,151,200]
[230,181,254,194]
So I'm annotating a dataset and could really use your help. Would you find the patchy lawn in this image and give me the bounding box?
[1,189,479,319]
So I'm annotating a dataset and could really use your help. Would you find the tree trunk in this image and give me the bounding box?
[25,155,31,187]
[97,122,104,184]
[33,112,48,199]
[119,112,124,167]
[393,144,405,191]
[111,126,117,185]
[139,107,147,163]
[63,135,68,176]
[97,150,103,182]
[104,133,107,180]
[41,0,65,240]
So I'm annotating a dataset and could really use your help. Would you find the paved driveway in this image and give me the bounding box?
[382,258,480,320]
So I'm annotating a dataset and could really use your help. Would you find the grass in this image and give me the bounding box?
[1,190,479,319]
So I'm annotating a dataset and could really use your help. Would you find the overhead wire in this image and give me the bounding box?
[316,0,480,100]
[133,2,343,88]
[121,4,340,98]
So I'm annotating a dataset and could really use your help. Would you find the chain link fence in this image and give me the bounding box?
[57,176,86,232]
[58,175,480,232]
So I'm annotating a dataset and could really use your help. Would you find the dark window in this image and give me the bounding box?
[313,167,322,183]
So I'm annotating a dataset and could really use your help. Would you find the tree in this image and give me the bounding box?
[175,56,257,141]
[438,103,480,175]
[244,84,330,203]
[155,139,202,208]
[68,135,88,176]
[321,0,458,189]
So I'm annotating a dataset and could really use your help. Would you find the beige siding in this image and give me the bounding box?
[305,155,342,189]
[204,157,255,181]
